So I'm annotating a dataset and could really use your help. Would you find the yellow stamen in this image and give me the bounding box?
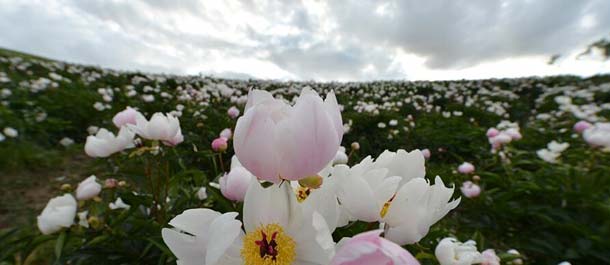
[380,200,391,218]
[242,223,296,265]
[295,186,311,202]
[380,194,397,218]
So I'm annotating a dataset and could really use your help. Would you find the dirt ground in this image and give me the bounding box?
[0,153,94,228]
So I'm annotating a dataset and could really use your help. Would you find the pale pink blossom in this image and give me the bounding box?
[504,128,522,140]
[219,128,232,139]
[460,181,481,198]
[421,148,431,159]
[481,249,500,265]
[219,167,253,202]
[234,88,343,182]
[129,112,183,146]
[486,128,499,138]
[573,121,592,134]
[84,127,135,158]
[458,162,475,174]
[583,122,610,150]
[227,106,240,119]
[112,106,139,128]
[331,230,419,265]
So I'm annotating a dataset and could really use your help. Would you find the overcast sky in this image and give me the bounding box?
[1,0,609,81]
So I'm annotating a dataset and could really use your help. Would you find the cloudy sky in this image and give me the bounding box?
[1,0,609,81]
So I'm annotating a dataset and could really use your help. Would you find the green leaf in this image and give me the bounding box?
[54,230,67,261]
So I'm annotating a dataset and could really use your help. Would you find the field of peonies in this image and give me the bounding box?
[0,47,610,265]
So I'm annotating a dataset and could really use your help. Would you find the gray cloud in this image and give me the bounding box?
[327,0,610,68]
[0,0,608,80]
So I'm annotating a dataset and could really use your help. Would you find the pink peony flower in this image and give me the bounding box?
[211,137,228,152]
[583,122,610,149]
[421,148,431,159]
[219,167,253,202]
[481,249,500,265]
[112,107,139,128]
[504,128,522,140]
[458,162,475,174]
[486,128,499,138]
[460,181,481,198]
[219,128,232,139]
[573,121,592,134]
[227,106,240,119]
[234,88,343,182]
[331,230,419,265]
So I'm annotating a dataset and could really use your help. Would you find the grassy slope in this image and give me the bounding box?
[1,47,610,263]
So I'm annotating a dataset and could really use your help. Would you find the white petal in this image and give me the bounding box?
[168,208,221,238]
[242,181,299,232]
[333,165,379,222]
[161,228,205,265]
[205,212,244,265]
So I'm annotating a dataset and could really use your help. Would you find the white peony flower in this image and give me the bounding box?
[3,127,18,138]
[332,149,427,224]
[547,141,569,153]
[435,237,483,265]
[76,175,102,200]
[129,112,183,146]
[84,127,135,158]
[162,181,335,265]
[382,176,460,245]
[109,198,131,210]
[583,123,610,150]
[197,187,208,200]
[59,137,75,147]
[37,194,77,235]
[78,211,89,228]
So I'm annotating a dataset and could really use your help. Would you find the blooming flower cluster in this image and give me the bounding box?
[161,89,463,264]
[537,141,570,163]
[486,121,522,153]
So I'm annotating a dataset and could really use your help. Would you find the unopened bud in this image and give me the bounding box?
[298,175,323,189]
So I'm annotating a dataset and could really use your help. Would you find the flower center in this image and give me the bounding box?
[380,194,396,218]
[242,223,296,265]
[295,186,311,202]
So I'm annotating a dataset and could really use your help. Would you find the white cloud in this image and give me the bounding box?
[0,0,608,81]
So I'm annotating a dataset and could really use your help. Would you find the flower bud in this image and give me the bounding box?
[197,187,208,200]
[104,178,118,189]
[298,175,323,189]
[60,183,72,192]
[87,216,102,229]
[219,128,232,139]
[211,137,228,152]
[227,106,240,119]
[421,148,431,159]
